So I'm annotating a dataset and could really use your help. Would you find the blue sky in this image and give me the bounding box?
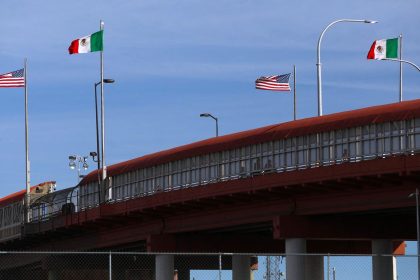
[0,0,419,195]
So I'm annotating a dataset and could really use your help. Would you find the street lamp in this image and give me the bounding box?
[68,155,89,183]
[94,79,115,171]
[94,79,114,201]
[200,113,219,137]
[316,19,377,116]
[409,188,420,280]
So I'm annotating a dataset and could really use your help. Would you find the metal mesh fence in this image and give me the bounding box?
[0,252,417,280]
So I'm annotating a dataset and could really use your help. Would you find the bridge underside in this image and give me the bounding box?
[3,155,419,255]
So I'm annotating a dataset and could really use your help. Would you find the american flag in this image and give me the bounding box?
[255,73,291,91]
[0,69,25,88]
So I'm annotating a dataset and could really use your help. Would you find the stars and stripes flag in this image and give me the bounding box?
[255,73,291,91]
[0,69,25,88]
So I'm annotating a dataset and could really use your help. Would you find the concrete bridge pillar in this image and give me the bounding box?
[286,238,306,280]
[232,255,251,280]
[306,254,324,280]
[372,239,397,280]
[155,254,174,280]
[286,238,323,280]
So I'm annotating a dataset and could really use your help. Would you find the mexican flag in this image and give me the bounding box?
[367,38,398,60]
[68,30,103,54]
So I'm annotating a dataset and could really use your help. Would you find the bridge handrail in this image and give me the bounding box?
[28,117,420,223]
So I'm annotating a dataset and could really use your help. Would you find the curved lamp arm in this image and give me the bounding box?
[317,19,377,116]
[383,58,420,72]
[317,19,376,64]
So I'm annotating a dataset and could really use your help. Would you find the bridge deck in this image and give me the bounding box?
[11,153,419,253]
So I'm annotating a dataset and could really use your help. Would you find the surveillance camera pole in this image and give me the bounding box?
[69,155,89,183]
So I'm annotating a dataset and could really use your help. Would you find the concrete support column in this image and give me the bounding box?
[232,255,251,280]
[372,239,397,280]
[305,255,324,280]
[156,254,174,280]
[286,238,306,280]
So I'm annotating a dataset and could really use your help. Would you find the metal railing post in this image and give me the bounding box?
[109,251,112,280]
[327,253,330,280]
[219,253,222,280]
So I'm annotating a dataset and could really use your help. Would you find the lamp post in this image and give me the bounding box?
[94,79,114,201]
[68,155,89,183]
[316,19,377,116]
[200,113,219,137]
[409,188,420,280]
[94,79,115,170]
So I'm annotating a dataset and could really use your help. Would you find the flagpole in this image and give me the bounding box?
[24,58,31,223]
[399,34,403,102]
[100,20,106,201]
[293,65,296,121]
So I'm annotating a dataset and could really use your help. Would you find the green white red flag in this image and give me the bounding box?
[367,38,398,60]
[68,30,103,54]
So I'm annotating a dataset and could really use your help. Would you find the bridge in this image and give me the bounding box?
[1,99,420,280]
